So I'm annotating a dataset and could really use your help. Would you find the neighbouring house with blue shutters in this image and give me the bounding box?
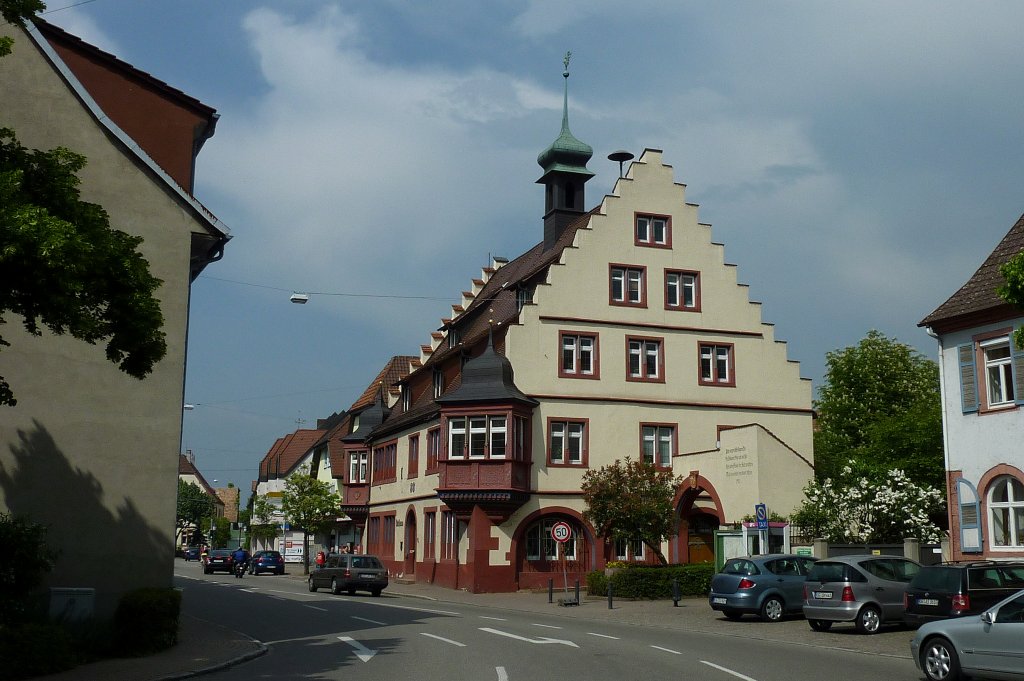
[920,213,1024,560]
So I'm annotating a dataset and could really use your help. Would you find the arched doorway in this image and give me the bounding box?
[514,510,595,591]
[684,512,718,563]
[404,509,417,576]
[672,474,725,564]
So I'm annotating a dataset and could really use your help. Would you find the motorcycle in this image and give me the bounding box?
[233,560,247,579]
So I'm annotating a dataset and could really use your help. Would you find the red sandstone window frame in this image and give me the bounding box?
[665,269,701,312]
[371,439,398,485]
[626,335,665,383]
[634,212,672,248]
[426,427,440,473]
[546,417,589,467]
[609,264,647,308]
[407,434,420,479]
[558,330,600,379]
[639,422,677,470]
[698,342,736,387]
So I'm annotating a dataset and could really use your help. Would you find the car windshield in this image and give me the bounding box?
[911,567,960,591]
[807,562,846,582]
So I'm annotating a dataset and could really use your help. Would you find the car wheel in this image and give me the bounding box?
[921,636,962,681]
[759,596,784,622]
[371,589,382,597]
[331,578,341,595]
[347,588,356,596]
[808,619,832,632]
[308,577,317,593]
[855,605,881,634]
[722,610,742,620]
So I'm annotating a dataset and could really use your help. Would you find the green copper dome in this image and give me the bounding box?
[537,53,593,180]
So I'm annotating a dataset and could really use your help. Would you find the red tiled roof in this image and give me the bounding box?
[258,429,325,480]
[349,356,416,412]
[920,213,1024,329]
[178,453,220,500]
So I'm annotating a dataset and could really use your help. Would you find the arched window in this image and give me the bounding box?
[988,475,1024,549]
[524,518,576,561]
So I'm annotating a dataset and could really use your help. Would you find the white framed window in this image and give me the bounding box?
[448,414,509,459]
[517,286,534,312]
[666,270,699,310]
[560,332,597,377]
[448,417,466,459]
[433,368,444,398]
[489,416,507,458]
[349,451,368,483]
[641,425,674,467]
[982,338,1016,407]
[700,343,734,386]
[610,266,645,305]
[636,214,670,246]
[525,519,576,561]
[615,537,645,561]
[549,420,585,465]
[469,417,487,458]
[988,475,1024,549]
[628,338,662,380]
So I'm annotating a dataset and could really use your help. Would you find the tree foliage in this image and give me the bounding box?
[998,250,1024,349]
[813,330,943,488]
[791,461,944,543]
[175,479,213,545]
[581,457,681,565]
[280,468,341,574]
[1,2,167,406]
[0,511,57,621]
[248,494,282,546]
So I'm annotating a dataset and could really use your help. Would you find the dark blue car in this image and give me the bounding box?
[183,546,201,561]
[709,554,818,622]
[249,550,285,575]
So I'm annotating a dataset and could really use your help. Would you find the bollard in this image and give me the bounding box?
[607,580,613,609]
[574,580,580,604]
[548,578,553,604]
[672,577,680,607]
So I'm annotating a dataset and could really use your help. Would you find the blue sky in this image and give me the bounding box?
[43,1,1024,500]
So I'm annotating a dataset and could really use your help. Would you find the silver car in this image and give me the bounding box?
[803,554,921,633]
[911,588,1024,681]
[709,554,817,622]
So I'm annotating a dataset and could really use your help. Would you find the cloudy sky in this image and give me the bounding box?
[43,0,1024,499]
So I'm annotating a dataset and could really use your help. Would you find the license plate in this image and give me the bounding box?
[917,598,939,606]
[360,573,376,579]
[813,591,833,599]
[712,597,728,605]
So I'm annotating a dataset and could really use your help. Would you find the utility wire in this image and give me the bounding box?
[42,0,102,15]
[199,275,453,301]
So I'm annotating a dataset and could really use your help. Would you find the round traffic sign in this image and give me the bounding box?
[551,521,572,543]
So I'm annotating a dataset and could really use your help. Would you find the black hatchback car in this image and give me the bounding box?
[203,549,235,574]
[248,550,285,575]
[308,554,388,596]
[903,560,1024,626]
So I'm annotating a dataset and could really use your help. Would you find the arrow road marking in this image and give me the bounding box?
[496,667,509,681]
[479,627,579,647]
[338,636,376,662]
[700,660,758,681]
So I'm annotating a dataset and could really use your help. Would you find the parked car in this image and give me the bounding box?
[709,554,818,622]
[904,561,1024,627]
[308,553,388,596]
[203,548,235,574]
[803,554,921,633]
[911,588,1024,681]
[249,550,286,575]
[183,546,200,562]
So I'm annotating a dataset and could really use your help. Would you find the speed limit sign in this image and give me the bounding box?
[551,521,572,543]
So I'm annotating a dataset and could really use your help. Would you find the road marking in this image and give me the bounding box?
[305,605,328,612]
[651,645,682,655]
[496,667,509,681]
[530,623,562,629]
[480,615,506,621]
[587,632,619,639]
[700,661,758,681]
[480,628,579,648]
[420,632,466,647]
[352,616,387,626]
[333,598,460,617]
[338,636,376,662]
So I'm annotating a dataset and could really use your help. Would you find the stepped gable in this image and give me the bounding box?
[920,212,1024,329]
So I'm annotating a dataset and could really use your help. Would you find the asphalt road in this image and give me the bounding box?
[177,568,923,681]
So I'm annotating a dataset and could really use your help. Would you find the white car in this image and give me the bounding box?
[911,588,1024,681]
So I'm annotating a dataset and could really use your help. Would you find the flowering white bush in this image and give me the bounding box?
[792,462,945,543]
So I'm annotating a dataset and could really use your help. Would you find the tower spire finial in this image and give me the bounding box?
[561,51,572,132]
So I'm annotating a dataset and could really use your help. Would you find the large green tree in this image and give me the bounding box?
[581,457,681,565]
[176,479,213,546]
[814,330,943,488]
[1,0,166,407]
[248,494,282,547]
[280,468,341,575]
[998,251,1024,349]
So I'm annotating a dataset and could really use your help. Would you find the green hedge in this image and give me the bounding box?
[586,562,715,599]
[114,587,182,656]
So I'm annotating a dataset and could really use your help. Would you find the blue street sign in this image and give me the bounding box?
[755,503,768,530]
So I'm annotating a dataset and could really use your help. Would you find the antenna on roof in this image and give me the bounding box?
[609,150,634,179]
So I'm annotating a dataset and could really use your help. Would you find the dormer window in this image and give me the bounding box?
[447,327,461,349]
[433,368,444,398]
[401,385,411,411]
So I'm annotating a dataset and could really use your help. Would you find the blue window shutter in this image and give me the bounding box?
[955,477,983,553]
[958,344,979,413]
[1013,328,1024,406]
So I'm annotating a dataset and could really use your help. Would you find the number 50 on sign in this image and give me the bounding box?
[551,521,572,543]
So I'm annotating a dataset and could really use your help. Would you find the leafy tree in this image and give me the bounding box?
[814,330,943,488]
[581,457,682,565]
[998,251,1024,349]
[176,479,213,546]
[280,467,341,575]
[791,461,944,543]
[1,0,167,407]
[248,494,281,547]
[0,512,57,621]
[210,516,231,549]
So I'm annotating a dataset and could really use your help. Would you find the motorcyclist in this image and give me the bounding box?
[231,546,249,575]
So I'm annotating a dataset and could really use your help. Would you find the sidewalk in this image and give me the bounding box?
[36,568,914,680]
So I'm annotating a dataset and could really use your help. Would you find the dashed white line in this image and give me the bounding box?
[496,667,509,681]
[305,605,328,612]
[351,616,387,626]
[480,615,507,621]
[700,660,758,681]
[420,632,467,647]
[651,645,682,655]
[530,623,562,629]
[587,632,619,639]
